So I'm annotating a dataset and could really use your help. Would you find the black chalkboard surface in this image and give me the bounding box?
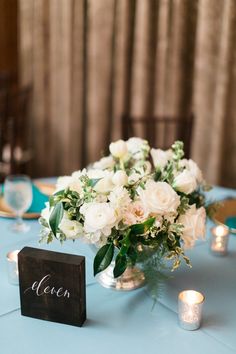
[18,247,86,327]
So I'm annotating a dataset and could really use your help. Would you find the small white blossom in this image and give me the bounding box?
[109,139,128,159]
[150,148,172,169]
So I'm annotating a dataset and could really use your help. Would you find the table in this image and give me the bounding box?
[0,182,236,354]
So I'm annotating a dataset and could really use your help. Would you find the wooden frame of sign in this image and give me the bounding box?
[18,247,86,327]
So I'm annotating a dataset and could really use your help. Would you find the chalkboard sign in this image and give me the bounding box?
[18,247,86,327]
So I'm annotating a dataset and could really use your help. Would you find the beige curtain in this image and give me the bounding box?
[18,0,236,188]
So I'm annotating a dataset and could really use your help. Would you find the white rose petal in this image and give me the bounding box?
[150,148,172,169]
[59,214,83,240]
[80,202,117,239]
[178,205,206,249]
[174,169,197,194]
[93,155,115,170]
[109,139,128,159]
[139,180,180,215]
[112,170,128,186]
[56,176,72,192]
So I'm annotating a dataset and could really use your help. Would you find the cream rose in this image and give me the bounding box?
[112,170,128,186]
[174,169,197,194]
[150,148,172,169]
[139,180,180,215]
[109,139,128,159]
[123,200,148,225]
[80,202,117,238]
[178,204,206,249]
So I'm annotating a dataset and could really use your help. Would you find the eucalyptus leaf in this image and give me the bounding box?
[93,243,114,276]
[49,202,64,236]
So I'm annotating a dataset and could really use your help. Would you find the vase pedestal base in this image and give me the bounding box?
[96,262,145,291]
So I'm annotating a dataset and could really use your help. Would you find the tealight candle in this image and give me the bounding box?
[6,250,20,285]
[178,290,205,330]
[210,225,229,256]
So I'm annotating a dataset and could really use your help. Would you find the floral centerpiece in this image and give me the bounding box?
[39,138,209,292]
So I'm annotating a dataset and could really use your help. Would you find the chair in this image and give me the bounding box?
[0,85,32,181]
[122,113,194,158]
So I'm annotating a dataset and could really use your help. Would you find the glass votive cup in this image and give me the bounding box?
[6,250,20,285]
[178,290,205,330]
[210,225,229,256]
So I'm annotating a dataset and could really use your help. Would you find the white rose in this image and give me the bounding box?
[139,180,180,215]
[59,213,83,240]
[187,159,203,184]
[112,170,128,186]
[150,148,172,169]
[87,169,115,193]
[80,202,117,237]
[126,137,150,159]
[178,205,206,249]
[174,169,197,194]
[109,139,128,159]
[93,155,115,170]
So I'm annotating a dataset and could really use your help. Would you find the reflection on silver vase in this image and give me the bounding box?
[96,261,145,291]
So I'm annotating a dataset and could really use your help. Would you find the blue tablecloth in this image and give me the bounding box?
[0,181,236,354]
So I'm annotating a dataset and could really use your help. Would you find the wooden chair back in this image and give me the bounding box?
[122,113,194,158]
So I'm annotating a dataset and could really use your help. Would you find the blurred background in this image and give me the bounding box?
[0,0,236,187]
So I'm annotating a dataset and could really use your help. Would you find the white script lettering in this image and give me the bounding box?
[24,274,70,298]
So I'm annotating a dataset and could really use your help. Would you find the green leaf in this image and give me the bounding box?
[49,202,64,236]
[130,217,155,235]
[89,178,101,188]
[113,254,127,278]
[119,230,131,256]
[93,243,114,276]
[49,189,65,207]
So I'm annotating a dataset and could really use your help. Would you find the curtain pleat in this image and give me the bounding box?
[18,0,236,187]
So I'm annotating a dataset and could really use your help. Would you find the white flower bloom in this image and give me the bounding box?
[182,159,203,184]
[139,180,180,215]
[123,200,148,225]
[126,137,150,159]
[178,205,206,249]
[128,172,141,184]
[150,148,172,169]
[80,202,117,239]
[109,139,128,159]
[87,169,115,193]
[174,169,197,194]
[56,173,83,195]
[41,202,50,223]
[93,155,115,170]
[59,213,83,240]
[133,161,152,176]
[56,176,72,192]
[112,170,128,186]
[109,186,131,221]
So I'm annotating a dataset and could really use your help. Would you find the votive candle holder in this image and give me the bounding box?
[178,290,205,330]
